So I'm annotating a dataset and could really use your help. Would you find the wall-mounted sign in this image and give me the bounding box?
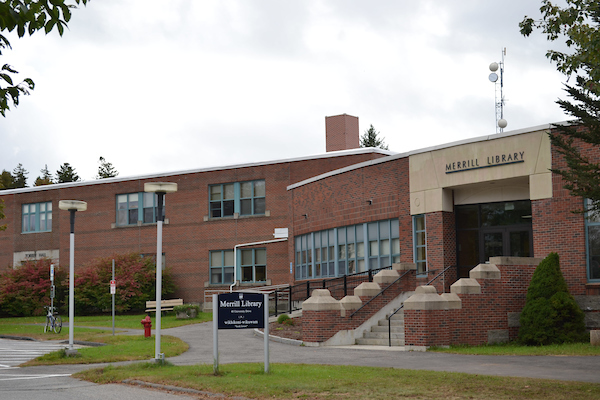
[217,292,265,329]
[445,151,525,174]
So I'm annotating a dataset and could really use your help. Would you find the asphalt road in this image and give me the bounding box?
[0,322,599,399]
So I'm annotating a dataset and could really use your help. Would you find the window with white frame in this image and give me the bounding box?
[295,219,400,280]
[413,215,427,275]
[116,192,163,226]
[209,180,265,218]
[240,248,266,282]
[210,250,234,284]
[22,202,52,233]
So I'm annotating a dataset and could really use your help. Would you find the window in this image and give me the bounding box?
[117,192,162,225]
[209,180,265,218]
[240,248,266,282]
[585,200,600,281]
[22,202,52,233]
[413,215,426,275]
[295,219,399,280]
[210,250,234,284]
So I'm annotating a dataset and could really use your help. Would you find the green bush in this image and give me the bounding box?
[74,253,176,315]
[518,252,586,345]
[277,314,291,324]
[0,259,67,317]
[173,304,200,315]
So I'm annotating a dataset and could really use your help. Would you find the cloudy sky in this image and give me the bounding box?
[1,0,569,183]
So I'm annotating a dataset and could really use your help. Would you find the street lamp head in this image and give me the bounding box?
[59,200,87,212]
[144,182,178,194]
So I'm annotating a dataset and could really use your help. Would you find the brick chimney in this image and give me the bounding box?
[325,114,359,152]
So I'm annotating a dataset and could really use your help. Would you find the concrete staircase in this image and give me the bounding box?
[356,310,404,346]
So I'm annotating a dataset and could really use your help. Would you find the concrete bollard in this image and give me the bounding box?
[591,330,600,346]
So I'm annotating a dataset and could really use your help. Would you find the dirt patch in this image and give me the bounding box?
[262,317,302,341]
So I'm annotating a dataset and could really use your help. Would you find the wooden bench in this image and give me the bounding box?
[145,298,183,313]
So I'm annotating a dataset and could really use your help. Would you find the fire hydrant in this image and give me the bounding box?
[141,315,152,338]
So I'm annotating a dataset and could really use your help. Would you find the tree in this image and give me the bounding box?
[518,253,586,345]
[96,156,118,179]
[56,162,80,183]
[0,0,89,116]
[520,1,600,213]
[34,164,53,186]
[360,124,389,150]
[12,163,27,188]
[0,199,6,231]
[0,169,15,189]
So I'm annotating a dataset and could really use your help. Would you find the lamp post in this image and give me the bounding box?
[144,182,177,363]
[58,200,87,355]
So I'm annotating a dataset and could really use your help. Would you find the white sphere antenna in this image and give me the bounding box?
[488,48,507,133]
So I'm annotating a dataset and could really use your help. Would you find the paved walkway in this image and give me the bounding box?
[160,322,600,383]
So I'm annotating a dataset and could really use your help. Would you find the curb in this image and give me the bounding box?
[123,379,252,399]
[253,328,304,346]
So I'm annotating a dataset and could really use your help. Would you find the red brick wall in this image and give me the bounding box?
[404,310,449,347]
[425,211,457,292]
[0,152,387,305]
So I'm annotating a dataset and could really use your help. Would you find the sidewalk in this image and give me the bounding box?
[162,321,600,383]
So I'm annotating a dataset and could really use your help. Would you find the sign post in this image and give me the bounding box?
[213,292,269,374]
[111,259,115,336]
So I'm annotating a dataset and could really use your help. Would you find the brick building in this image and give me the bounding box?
[1,117,599,319]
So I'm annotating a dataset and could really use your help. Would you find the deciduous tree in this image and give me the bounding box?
[0,0,89,116]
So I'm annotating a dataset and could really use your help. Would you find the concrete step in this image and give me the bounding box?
[356,337,404,346]
[378,319,403,327]
[371,325,403,333]
[363,331,404,339]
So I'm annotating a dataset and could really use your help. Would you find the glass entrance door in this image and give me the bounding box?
[456,200,532,278]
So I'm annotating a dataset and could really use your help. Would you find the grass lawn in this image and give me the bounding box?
[76,362,600,400]
[0,312,212,338]
[429,342,600,356]
[21,334,188,366]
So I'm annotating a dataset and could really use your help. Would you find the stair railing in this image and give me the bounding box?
[348,269,414,319]
[387,304,404,347]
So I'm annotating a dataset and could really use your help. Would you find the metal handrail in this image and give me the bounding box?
[270,265,394,316]
[387,304,404,347]
[426,265,455,292]
[349,269,414,318]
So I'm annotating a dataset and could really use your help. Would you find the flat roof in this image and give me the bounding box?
[0,147,395,195]
[287,122,562,190]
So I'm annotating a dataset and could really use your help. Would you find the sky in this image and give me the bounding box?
[1,0,571,183]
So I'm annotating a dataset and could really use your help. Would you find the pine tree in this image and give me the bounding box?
[520,0,600,213]
[359,125,389,150]
[34,164,54,186]
[519,253,586,345]
[96,156,119,179]
[12,163,28,188]
[56,163,80,183]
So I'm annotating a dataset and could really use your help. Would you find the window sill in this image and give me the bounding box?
[204,279,272,287]
[111,218,170,229]
[204,210,270,222]
[21,230,52,234]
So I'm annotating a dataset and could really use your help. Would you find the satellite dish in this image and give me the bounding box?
[489,62,499,72]
[489,73,498,82]
[498,119,508,129]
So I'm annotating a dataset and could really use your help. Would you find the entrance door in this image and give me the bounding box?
[456,200,533,278]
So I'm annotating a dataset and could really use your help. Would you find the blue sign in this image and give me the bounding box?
[217,292,265,329]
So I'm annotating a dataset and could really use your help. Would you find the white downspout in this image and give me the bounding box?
[230,237,288,292]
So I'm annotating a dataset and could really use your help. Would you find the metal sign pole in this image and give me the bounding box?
[213,293,219,374]
[112,259,115,336]
[264,292,269,373]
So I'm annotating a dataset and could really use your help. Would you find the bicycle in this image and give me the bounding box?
[44,306,62,334]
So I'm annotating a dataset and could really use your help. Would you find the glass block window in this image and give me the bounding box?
[22,201,52,233]
[209,180,265,218]
[294,219,399,280]
[210,250,234,284]
[413,215,427,275]
[240,248,267,282]
[117,192,162,226]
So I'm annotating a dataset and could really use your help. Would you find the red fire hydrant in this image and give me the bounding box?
[141,315,152,338]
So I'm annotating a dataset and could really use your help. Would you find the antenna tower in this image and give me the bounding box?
[488,48,507,133]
